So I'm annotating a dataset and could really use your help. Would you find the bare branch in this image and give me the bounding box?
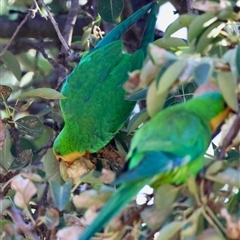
[61,0,79,53]
[218,111,240,159]
[38,0,71,54]
[0,3,37,58]
[0,15,93,39]
[7,207,38,239]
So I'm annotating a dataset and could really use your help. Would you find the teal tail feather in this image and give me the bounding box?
[95,2,156,49]
[140,2,158,56]
[78,179,150,240]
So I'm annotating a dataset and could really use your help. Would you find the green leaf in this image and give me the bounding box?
[156,59,177,86]
[114,138,127,157]
[18,88,66,100]
[73,188,113,209]
[80,171,102,189]
[164,14,196,38]
[141,205,171,230]
[146,80,169,117]
[225,148,240,162]
[157,59,188,94]
[43,149,63,183]
[125,88,147,101]
[50,180,72,211]
[15,115,45,138]
[154,184,179,211]
[0,128,14,172]
[194,63,212,85]
[154,37,188,51]
[236,43,240,76]
[217,71,238,111]
[195,21,225,55]
[9,149,33,170]
[19,71,34,88]
[1,50,21,81]
[222,48,238,83]
[206,168,240,188]
[127,108,149,134]
[0,199,12,214]
[205,161,224,176]
[156,221,182,240]
[97,0,124,23]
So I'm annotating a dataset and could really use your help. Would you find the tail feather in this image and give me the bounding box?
[140,2,158,56]
[79,179,149,240]
[94,2,155,50]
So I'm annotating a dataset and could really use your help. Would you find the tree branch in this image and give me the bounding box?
[0,14,93,40]
[61,0,79,53]
[38,0,71,54]
[7,207,38,239]
[218,111,240,159]
[0,2,37,58]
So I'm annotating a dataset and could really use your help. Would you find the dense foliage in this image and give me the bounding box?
[0,0,239,239]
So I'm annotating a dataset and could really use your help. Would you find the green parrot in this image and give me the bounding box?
[79,90,230,240]
[53,2,157,163]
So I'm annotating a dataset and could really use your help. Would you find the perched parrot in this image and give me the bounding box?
[79,90,230,240]
[53,2,157,164]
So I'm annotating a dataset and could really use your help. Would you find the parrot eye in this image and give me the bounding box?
[53,149,61,156]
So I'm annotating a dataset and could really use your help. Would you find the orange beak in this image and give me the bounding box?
[210,108,232,132]
[54,151,91,165]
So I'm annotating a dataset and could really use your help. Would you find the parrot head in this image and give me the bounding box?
[193,82,232,132]
[53,128,89,164]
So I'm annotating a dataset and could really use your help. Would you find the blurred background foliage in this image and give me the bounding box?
[0,0,239,239]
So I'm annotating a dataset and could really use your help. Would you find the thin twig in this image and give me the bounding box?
[33,137,54,154]
[218,111,240,160]
[38,0,71,54]
[61,0,79,53]
[27,39,59,70]
[7,207,38,239]
[33,0,47,19]
[0,3,37,58]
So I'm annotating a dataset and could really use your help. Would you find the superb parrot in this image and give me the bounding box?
[79,90,230,240]
[53,2,157,164]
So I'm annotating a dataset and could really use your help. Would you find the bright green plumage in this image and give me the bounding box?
[79,91,227,240]
[53,2,157,163]
[54,41,143,159]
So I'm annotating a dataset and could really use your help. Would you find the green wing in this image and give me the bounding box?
[57,41,143,154]
[79,92,226,239]
[53,2,157,158]
[116,109,210,185]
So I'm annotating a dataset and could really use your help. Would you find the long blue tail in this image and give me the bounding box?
[78,179,149,240]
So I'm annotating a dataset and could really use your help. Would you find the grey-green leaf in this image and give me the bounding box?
[1,50,21,81]
[154,184,179,211]
[15,115,45,138]
[18,88,66,100]
[0,128,14,172]
[206,168,240,188]
[127,108,149,134]
[194,62,212,85]
[217,71,238,112]
[50,180,72,211]
[97,0,124,23]
[141,205,171,231]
